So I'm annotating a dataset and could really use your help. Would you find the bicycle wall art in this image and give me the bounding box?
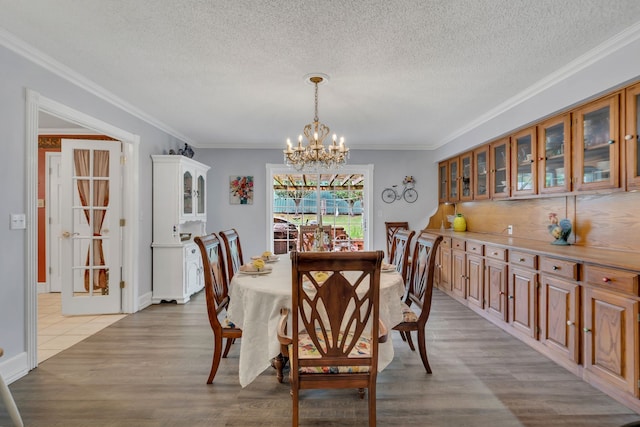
[381,176,418,203]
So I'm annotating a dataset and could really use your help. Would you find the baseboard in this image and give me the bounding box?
[0,351,28,385]
[37,282,49,294]
[138,291,153,310]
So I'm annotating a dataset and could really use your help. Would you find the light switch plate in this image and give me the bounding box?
[10,213,26,230]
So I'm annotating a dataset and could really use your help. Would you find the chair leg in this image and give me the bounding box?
[292,387,299,427]
[417,329,432,374]
[405,330,416,351]
[358,387,365,399]
[207,335,223,384]
[0,374,24,427]
[399,330,407,342]
[368,383,376,427]
[222,337,233,358]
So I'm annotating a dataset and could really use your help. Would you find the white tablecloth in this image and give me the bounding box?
[227,255,405,387]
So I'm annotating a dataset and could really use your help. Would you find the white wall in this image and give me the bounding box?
[196,148,438,258]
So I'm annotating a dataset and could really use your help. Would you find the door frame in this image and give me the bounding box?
[265,163,374,252]
[26,90,140,370]
[45,151,62,293]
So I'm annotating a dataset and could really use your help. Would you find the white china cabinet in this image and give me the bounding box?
[151,155,210,303]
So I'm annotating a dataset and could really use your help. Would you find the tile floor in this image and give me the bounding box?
[37,293,127,363]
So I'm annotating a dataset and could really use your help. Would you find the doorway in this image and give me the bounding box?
[26,90,140,370]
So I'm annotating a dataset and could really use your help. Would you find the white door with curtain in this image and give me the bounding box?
[60,139,122,315]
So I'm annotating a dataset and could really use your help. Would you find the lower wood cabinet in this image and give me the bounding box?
[466,253,484,309]
[539,274,580,365]
[508,266,538,339]
[436,238,452,292]
[583,287,639,397]
[485,258,508,322]
[452,249,467,299]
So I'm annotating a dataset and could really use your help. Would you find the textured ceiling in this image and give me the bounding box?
[2,1,640,150]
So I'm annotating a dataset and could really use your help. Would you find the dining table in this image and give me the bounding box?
[226,253,406,387]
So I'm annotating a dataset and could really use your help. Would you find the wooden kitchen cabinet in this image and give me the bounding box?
[451,240,467,299]
[538,113,572,194]
[511,126,537,197]
[539,274,580,365]
[438,161,448,203]
[573,93,621,191]
[460,151,473,201]
[436,237,452,292]
[490,138,510,199]
[466,242,484,309]
[583,287,639,397]
[449,157,460,202]
[625,82,640,190]
[473,145,490,200]
[508,253,538,339]
[485,257,508,323]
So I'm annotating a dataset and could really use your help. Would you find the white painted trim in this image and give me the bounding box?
[0,352,28,385]
[39,127,99,135]
[265,164,374,251]
[1,28,194,146]
[25,89,140,372]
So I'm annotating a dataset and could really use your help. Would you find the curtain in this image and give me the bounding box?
[74,149,110,292]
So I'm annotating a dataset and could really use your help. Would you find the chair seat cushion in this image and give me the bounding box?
[400,302,418,323]
[292,328,372,374]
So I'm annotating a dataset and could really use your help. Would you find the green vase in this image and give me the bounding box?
[453,214,467,232]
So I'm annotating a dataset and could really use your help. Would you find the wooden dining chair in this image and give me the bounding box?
[0,348,24,427]
[298,225,333,252]
[384,221,409,259]
[278,251,385,427]
[393,232,443,373]
[219,228,244,282]
[194,233,242,384]
[388,228,415,286]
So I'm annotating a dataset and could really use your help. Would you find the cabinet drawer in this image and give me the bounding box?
[510,250,537,270]
[466,242,483,255]
[584,265,640,296]
[452,238,466,250]
[539,256,578,280]
[440,237,451,249]
[486,245,507,261]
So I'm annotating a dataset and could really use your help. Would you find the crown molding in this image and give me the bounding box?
[437,21,640,149]
[0,28,195,145]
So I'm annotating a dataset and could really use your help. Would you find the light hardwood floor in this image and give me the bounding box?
[4,289,640,426]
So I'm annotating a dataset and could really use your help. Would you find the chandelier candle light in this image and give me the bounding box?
[283,74,349,171]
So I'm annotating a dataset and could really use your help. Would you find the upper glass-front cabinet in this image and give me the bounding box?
[449,157,460,202]
[511,127,537,197]
[573,93,620,191]
[490,138,510,199]
[626,83,640,190]
[538,114,571,194]
[473,146,489,200]
[460,152,473,201]
[183,170,193,216]
[438,161,448,203]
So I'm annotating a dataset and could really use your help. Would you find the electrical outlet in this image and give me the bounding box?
[507,225,513,235]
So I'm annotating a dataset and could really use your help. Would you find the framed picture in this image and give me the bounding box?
[229,175,254,205]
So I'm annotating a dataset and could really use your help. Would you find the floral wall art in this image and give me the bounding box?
[229,175,254,205]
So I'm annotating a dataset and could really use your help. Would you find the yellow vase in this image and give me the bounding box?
[453,214,467,232]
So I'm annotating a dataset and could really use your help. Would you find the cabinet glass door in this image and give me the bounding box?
[448,157,459,202]
[183,170,193,216]
[490,138,510,199]
[626,83,640,190]
[574,93,620,191]
[538,114,571,194]
[473,146,489,200]
[460,152,473,201]
[197,174,205,215]
[438,162,448,203]
[511,127,537,196]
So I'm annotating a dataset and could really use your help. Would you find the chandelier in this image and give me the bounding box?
[283,74,349,171]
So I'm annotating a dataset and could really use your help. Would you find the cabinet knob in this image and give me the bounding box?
[567,321,574,326]
[602,277,611,283]
[499,291,505,296]
[519,258,525,262]
[493,252,498,256]
[552,265,560,271]
[607,139,615,144]
[508,295,514,300]
[625,134,636,141]
[529,159,535,164]
[583,327,591,333]
[540,157,546,161]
